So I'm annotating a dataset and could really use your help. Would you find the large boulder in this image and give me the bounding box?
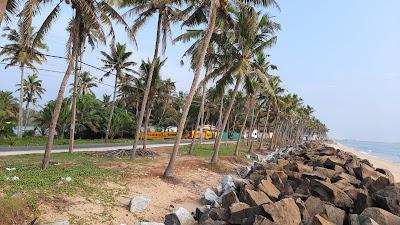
[209,208,229,221]
[217,175,236,195]
[324,157,346,170]
[353,164,382,181]
[322,204,346,225]
[202,188,219,205]
[245,189,272,206]
[164,207,196,225]
[372,185,400,216]
[310,180,353,208]
[261,198,301,225]
[129,195,150,213]
[221,190,239,209]
[348,214,380,225]
[361,207,400,225]
[375,168,394,184]
[259,176,281,200]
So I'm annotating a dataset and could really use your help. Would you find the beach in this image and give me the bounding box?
[327,142,400,183]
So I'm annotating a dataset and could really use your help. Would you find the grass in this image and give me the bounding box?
[0,196,33,225]
[0,152,144,219]
[181,142,252,161]
[0,136,166,147]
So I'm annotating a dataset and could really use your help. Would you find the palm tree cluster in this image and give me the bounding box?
[0,0,329,176]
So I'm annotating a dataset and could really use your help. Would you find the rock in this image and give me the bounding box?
[361,207,400,225]
[164,207,196,225]
[324,157,346,170]
[202,188,219,205]
[354,164,382,181]
[311,215,335,225]
[303,196,324,223]
[365,176,391,193]
[129,195,150,213]
[262,198,301,225]
[317,146,337,156]
[322,204,346,225]
[258,176,280,200]
[375,168,394,184]
[42,221,70,225]
[217,175,236,196]
[302,172,328,181]
[311,180,353,208]
[348,214,380,225]
[245,189,272,206]
[354,191,374,214]
[314,167,337,179]
[277,159,289,167]
[372,185,400,216]
[209,208,229,221]
[198,219,226,225]
[239,166,252,179]
[345,188,368,201]
[136,223,165,225]
[334,173,361,186]
[228,203,261,224]
[195,205,211,222]
[221,190,239,209]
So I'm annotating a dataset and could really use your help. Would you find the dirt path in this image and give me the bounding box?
[38,147,248,224]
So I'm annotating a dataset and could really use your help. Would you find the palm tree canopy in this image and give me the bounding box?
[100,42,136,79]
[0,25,48,69]
[19,73,46,106]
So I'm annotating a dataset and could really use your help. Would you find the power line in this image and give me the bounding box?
[0,45,116,76]
[0,62,115,88]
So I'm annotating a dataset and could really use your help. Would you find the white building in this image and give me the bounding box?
[165,126,178,132]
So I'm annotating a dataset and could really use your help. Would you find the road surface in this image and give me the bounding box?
[0,140,222,156]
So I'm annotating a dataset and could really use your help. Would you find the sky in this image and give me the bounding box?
[1,0,400,143]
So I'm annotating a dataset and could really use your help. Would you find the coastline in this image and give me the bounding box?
[326,142,400,183]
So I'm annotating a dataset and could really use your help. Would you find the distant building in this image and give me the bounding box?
[165,126,178,132]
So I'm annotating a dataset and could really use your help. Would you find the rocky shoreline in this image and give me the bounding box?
[147,142,400,225]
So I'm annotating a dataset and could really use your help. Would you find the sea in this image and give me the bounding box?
[336,139,400,164]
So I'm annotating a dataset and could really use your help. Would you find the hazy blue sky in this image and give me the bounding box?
[1,1,399,142]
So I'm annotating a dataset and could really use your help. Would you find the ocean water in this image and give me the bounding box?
[337,139,400,164]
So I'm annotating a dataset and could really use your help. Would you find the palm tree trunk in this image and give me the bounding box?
[234,100,251,156]
[105,72,119,142]
[247,103,256,146]
[17,65,24,139]
[163,0,218,177]
[214,95,224,149]
[24,101,30,132]
[143,101,153,150]
[0,0,7,24]
[211,77,241,163]
[189,96,203,154]
[131,13,163,158]
[68,46,81,152]
[42,15,80,169]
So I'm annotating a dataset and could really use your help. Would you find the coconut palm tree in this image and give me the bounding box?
[76,71,98,95]
[0,91,18,136]
[121,0,184,158]
[19,73,46,131]
[18,0,132,169]
[134,57,167,149]
[209,4,280,163]
[0,25,48,139]
[100,42,136,142]
[163,0,279,177]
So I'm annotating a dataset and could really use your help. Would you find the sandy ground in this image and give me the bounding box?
[38,147,248,225]
[327,142,400,183]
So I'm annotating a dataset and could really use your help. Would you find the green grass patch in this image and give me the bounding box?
[0,136,137,147]
[181,142,252,161]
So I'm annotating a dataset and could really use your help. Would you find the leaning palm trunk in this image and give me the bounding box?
[189,100,202,154]
[131,14,162,158]
[143,101,153,150]
[17,65,24,139]
[163,0,218,177]
[68,47,81,152]
[234,100,251,156]
[214,95,224,149]
[211,77,242,163]
[42,17,79,169]
[105,72,119,142]
[0,0,7,24]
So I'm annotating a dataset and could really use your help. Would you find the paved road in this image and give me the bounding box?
[0,140,220,156]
